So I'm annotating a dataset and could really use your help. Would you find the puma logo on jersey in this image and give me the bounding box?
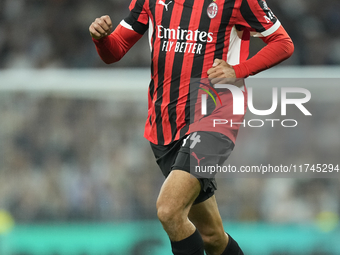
[191,152,205,166]
[158,0,173,11]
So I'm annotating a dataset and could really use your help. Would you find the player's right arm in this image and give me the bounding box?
[89,15,144,64]
[90,0,149,64]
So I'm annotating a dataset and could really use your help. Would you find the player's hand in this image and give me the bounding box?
[207,59,237,85]
[89,15,113,40]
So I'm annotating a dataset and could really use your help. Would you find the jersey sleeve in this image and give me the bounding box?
[232,25,294,78]
[236,0,281,37]
[92,0,150,64]
[92,25,143,64]
[122,0,149,35]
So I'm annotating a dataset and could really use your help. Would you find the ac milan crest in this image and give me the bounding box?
[207,1,218,19]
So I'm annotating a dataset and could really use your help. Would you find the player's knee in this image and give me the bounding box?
[156,200,182,225]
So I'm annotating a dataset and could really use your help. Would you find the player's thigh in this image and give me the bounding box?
[157,170,201,215]
[188,195,225,237]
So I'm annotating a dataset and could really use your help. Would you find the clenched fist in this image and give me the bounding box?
[89,15,113,40]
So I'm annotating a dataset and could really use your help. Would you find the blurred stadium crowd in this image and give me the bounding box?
[0,0,340,68]
[0,94,339,223]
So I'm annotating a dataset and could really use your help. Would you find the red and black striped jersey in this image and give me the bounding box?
[122,0,280,145]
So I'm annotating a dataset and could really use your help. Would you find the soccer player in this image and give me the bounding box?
[89,0,294,254]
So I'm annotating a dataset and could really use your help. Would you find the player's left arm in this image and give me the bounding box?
[232,25,294,78]
[208,0,294,80]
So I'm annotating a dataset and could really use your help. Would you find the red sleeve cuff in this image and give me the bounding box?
[233,64,250,79]
[92,36,111,47]
[92,24,143,64]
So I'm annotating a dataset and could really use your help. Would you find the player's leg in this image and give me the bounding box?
[156,169,205,255]
[156,169,200,241]
[186,131,243,255]
[151,139,205,254]
[189,195,244,255]
[151,131,239,255]
[188,195,227,255]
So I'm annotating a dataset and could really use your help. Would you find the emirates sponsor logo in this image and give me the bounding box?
[157,25,213,43]
[207,1,218,19]
[157,25,213,54]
